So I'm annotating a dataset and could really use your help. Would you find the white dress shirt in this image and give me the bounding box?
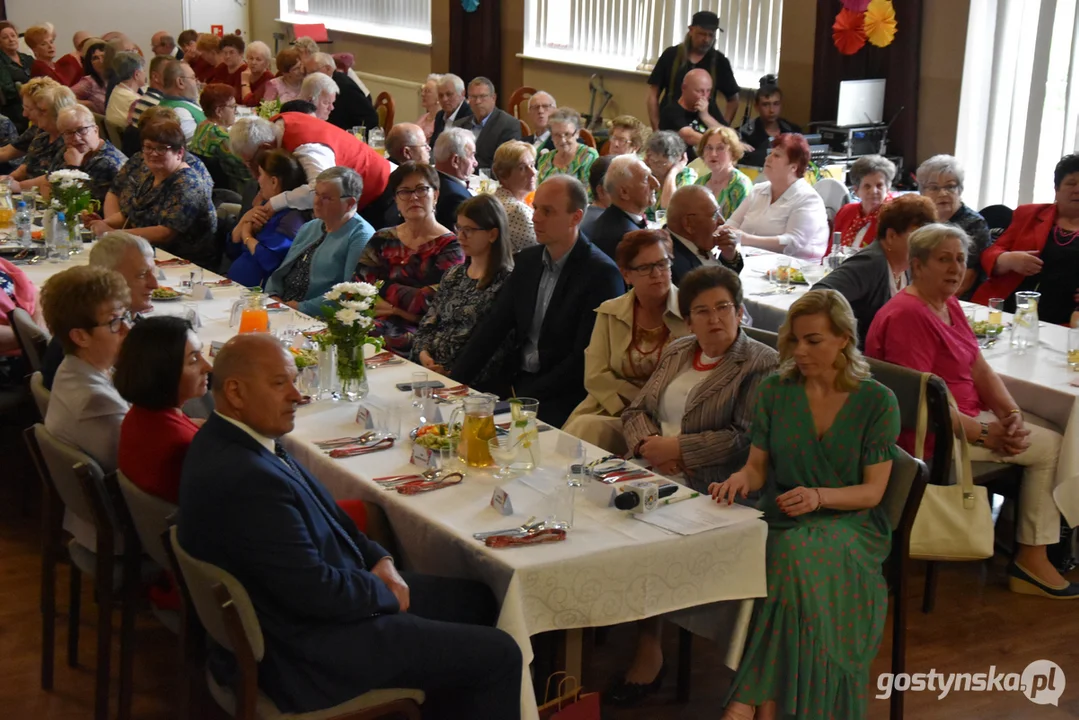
[268,120,337,212]
[727,178,829,261]
[657,361,717,437]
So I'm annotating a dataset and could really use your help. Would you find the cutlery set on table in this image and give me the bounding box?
[472,517,569,547]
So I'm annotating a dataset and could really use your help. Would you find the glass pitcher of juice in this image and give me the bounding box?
[449,394,497,467]
[238,290,270,333]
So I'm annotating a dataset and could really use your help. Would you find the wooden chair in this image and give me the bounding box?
[519,118,532,139]
[578,128,596,149]
[25,425,152,720]
[599,140,611,156]
[375,91,395,132]
[506,85,536,120]
[9,308,50,374]
[166,526,424,719]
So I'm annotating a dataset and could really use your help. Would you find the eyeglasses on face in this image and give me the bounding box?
[142,142,179,156]
[690,301,737,320]
[88,310,134,334]
[922,184,960,195]
[628,257,672,275]
[454,224,491,239]
[395,185,433,200]
[62,125,95,139]
[468,93,492,101]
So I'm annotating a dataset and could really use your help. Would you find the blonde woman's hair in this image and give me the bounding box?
[777,289,870,392]
[36,84,76,122]
[19,76,60,101]
[491,140,536,183]
[697,125,744,164]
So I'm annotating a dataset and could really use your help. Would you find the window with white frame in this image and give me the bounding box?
[522,0,784,88]
[278,0,432,46]
[955,0,1079,209]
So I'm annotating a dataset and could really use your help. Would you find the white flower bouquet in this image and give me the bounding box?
[319,280,384,400]
[47,169,98,232]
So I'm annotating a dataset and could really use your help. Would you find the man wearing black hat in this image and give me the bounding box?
[646,11,741,132]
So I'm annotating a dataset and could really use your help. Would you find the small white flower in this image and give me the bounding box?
[356,315,374,329]
[335,307,361,325]
[340,299,369,311]
[354,282,378,297]
[324,287,342,302]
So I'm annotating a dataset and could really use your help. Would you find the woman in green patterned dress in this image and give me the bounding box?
[711,289,900,719]
[536,106,598,187]
[696,125,754,221]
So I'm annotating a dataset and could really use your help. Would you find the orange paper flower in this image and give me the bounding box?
[864,0,898,48]
[833,8,867,56]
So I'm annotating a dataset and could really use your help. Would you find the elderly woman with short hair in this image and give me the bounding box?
[27,23,73,86]
[240,41,274,107]
[0,77,56,165]
[492,140,538,252]
[536,107,598,186]
[265,166,375,315]
[866,223,1077,599]
[0,22,36,130]
[2,82,75,192]
[832,154,897,253]
[89,119,217,268]
[190,33,220,83]
[190,83,251,193]
[416,73,442,141]
[54,104,126,204]
[300,72,339,122]
[715,289,900,720]
[262,48,306,105]
[973,153,1079,325]
[355,162,464,355]
[611,266,777,705]
[565,229,690,455]
[71,40,107,115]
[695,125,753,219]
[916,154,991,299]
[643,130,697,221]
[607,114,647,157]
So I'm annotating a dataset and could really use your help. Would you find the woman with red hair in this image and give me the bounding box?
[718,133,829,261]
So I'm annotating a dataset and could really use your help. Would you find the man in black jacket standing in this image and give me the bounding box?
[452,176,623,427]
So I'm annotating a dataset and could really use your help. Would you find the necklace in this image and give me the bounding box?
[1054,224,1079,247]
[693,347,721,371]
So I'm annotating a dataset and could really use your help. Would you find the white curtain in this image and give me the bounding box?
[955,0,1079,210]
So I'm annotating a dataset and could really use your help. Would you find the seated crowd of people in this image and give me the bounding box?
[3,10,1077,720]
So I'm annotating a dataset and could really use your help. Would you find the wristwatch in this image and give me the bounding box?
[973,422,989,447]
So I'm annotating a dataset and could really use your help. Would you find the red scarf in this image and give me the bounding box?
[840,199,887,249]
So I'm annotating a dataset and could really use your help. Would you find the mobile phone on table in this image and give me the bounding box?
[395,380,446,392]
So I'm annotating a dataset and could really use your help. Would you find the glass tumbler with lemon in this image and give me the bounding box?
[508,397,541,472]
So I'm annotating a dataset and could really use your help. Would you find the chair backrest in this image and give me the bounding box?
[977,204,1013,241]
[579,128,596,149]
[105,120,125,148]
[519,118,532,139]
[169,526,265,661]
[290,22,330,44]
[880,447,928,532]
[8,307,50,374]
[813,177,851,224]
[375,91,395,132]
[116,470,177,569]
[599,140,611,156]
[92,111,108,139]
[30,370,49,418]
[743,326,778,349]
[867,358,953,485]
[32,423,106,529]
[506,85,536,120]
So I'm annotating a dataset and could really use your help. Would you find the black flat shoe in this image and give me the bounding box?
[602,662,667,706]
[1007,561,1079,599]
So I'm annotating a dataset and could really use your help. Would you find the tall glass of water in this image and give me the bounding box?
[1010,291,1040,353]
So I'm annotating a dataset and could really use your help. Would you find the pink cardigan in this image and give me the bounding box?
[0,257,40,356]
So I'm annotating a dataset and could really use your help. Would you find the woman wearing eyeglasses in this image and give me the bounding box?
[354,162,464,356]
[916,154,991,299]
[190,83,251,194]
[607,265,777,706]
[89,119,217,269]
[265,166,374,315]
[563,230,689,455]
[536,107,599,188]
[413,194,514,385]
[54,104,126,205]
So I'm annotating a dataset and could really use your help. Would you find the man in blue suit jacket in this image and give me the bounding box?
[178,334,522,718]
[451,176,624,427]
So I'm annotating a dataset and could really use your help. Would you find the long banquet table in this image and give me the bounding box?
[19,247,769,720]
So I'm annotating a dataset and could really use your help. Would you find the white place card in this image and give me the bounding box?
[157,269,167,281]
[490,486,514,515]
[585,481,617,508]
[189,284,214,301]
[354,405,372,429]
[410,444,438,468]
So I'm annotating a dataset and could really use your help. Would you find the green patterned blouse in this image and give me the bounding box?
[695,167,754,221]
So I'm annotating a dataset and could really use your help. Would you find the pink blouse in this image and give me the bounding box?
[261,77,303,105]
[865,290,986,417]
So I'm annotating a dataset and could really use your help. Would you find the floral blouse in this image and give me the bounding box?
[114,161,218,269]
[111,151,213,200]
[494,186,537,253]
[72,76,106,115]
[0,114,17,147]
[189,121,252,194]
[536,143,599,187]
[695,167,754,221]
[646,166,698,222]
[353,227,464,355]
[72,141,127,205]
[413,262,512,386]
[24,132,66,179]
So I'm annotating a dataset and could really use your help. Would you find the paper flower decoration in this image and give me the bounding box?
[842,0,871,12]
[833,9,867,55]
[864,0,897,48]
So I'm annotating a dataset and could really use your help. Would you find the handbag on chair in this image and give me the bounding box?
[909,374,995,561]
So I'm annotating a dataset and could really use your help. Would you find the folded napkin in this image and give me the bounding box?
[155,258,190,267]
[327,438,394,458]
[396,473,464,494]
[485,528,567,548]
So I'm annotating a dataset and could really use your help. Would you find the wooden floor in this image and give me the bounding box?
[2,438,1079,720]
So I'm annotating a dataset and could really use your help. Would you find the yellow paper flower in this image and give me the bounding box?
[864,0,897,48]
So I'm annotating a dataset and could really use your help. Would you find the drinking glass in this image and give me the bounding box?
[548,482,576,529]
[566,439,586,488]
[508,397,541,471]
[1068,326,1079,371]
[488,436,518,480]
[180,303,199,328]
[372,401,401,440]
[1010,291,1040,353]
[987,298,1004,338]
[775,258,792,293]
[411,371,429,407]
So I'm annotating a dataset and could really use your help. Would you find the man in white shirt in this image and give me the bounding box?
[430,73,471,147]
[526,91,556,152]
[666,184,742,283]
[105,52,146,132]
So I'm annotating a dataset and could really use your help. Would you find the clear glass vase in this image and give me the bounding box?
[315,344,339,400]
[335,343,369,402]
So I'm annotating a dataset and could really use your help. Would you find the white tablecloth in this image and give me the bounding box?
[20,247,770,720]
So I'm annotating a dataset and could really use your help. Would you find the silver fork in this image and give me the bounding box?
[473,516,540,540]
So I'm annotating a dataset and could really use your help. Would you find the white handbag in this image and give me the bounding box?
[908,374,995,561]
